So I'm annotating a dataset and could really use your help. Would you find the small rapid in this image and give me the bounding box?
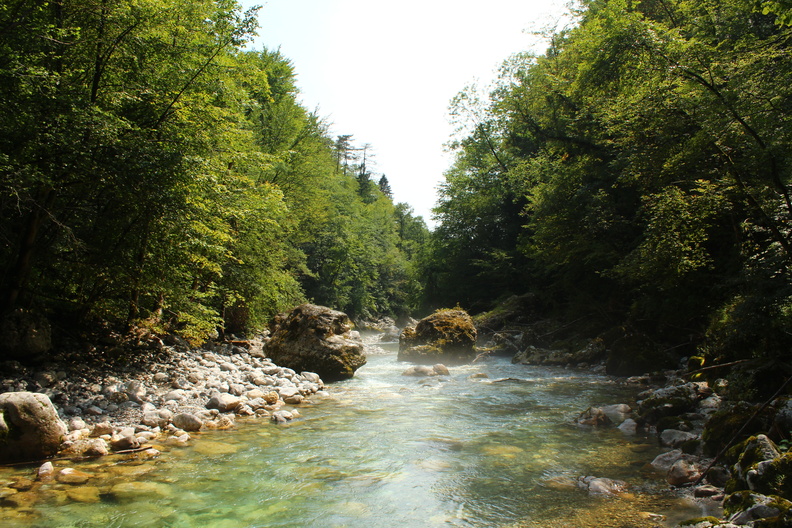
[1,339,702,527]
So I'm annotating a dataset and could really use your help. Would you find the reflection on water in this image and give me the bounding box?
[0,342,701,527]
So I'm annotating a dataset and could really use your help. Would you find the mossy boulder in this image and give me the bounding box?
[703,402,775,457]
[398,309,477,363]
[264,304,366,381]
[723,491,792,526]
[637,382,710,425]
[726,435,792,500]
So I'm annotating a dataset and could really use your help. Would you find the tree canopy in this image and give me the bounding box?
[427,0,792,383]
[0,0,428,345]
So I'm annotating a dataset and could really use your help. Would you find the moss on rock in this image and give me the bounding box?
[678,517,722,527]
[702,402,773,457]
[398,309,477,363]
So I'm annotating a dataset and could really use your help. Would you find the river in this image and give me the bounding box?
[1,339,705,527]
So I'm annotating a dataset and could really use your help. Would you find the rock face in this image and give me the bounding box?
[0,392,67,462]
[264,304,366,381]
[398,309,477,363]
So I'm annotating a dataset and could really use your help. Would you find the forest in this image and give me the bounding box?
[428,0,792,393]
[0,0,428,345]
[1,0,791,397]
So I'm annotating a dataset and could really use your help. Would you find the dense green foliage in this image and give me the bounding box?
[0,0,427,344]
[428,0,792,379]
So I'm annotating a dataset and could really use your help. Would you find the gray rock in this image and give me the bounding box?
[667,457,701,486]
[206,393,241,413]
[125,380,146,403]
[68,417,87,431]
[600,404,632,423]
[577,476,627,496]
[271,410,294,423]
[229,383,246,396]
[660,429,699,448]
[141,411,169,428]
[283,393,304,405]
[162,390,185,402]
[58,438,110,458]
[576,407,612,427]
[651,449,684,473]
[432,364,450,376]
[300,372,323,385]
[0,392,67,462]
[37,461,54,480]
[111,435,140,451]
[618,418,638,435]
[265,304,366,381]
[172,413,203,432]
[402,365,437,377]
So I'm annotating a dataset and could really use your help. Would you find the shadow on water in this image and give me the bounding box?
[0,342,703,527]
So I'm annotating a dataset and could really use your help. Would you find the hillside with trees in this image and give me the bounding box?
[426,0,792,391]
[0,0,427,347]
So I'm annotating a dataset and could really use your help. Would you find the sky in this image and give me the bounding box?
[239,0,572,225]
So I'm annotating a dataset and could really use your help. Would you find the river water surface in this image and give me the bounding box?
[1,340,704,527]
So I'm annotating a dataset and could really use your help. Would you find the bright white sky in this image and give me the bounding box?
[239,0,571,225]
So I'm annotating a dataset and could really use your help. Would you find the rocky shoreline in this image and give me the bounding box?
[1,307,791,527]
[1,334,328,462]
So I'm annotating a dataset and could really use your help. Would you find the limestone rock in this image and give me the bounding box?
[577,476,627,496]
[58,438,110,458]
[271,410,294,423]
[398,309,477,363]
[660,429,699,448]
[575,407,612,427]
[37,461,54,481]
[650,449,684,473]
[265,304,366,381]
[618,418,639,435]
[402,365,437,377]
[56,468,94,485]
[667,457,702,486]
[0,392,67,462]
[172,413,203,432]
[206,393,241,413]
[600,403,632,423]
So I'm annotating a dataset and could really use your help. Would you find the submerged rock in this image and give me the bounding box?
[576,476,627,496]
[398,309,477,363]
[265,304,366,381]
[402,364,449,377]
[575,407,612,427]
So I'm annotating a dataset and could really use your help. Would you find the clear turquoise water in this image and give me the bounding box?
[0,343,701,527]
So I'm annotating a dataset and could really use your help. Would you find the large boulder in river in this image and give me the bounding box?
[0,392,67,462]
[264,304,366,381]
[398,309,477,363]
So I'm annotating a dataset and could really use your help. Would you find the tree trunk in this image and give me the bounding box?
[2,188,55,312]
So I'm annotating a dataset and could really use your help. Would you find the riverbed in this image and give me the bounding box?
[1,340,703,527]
